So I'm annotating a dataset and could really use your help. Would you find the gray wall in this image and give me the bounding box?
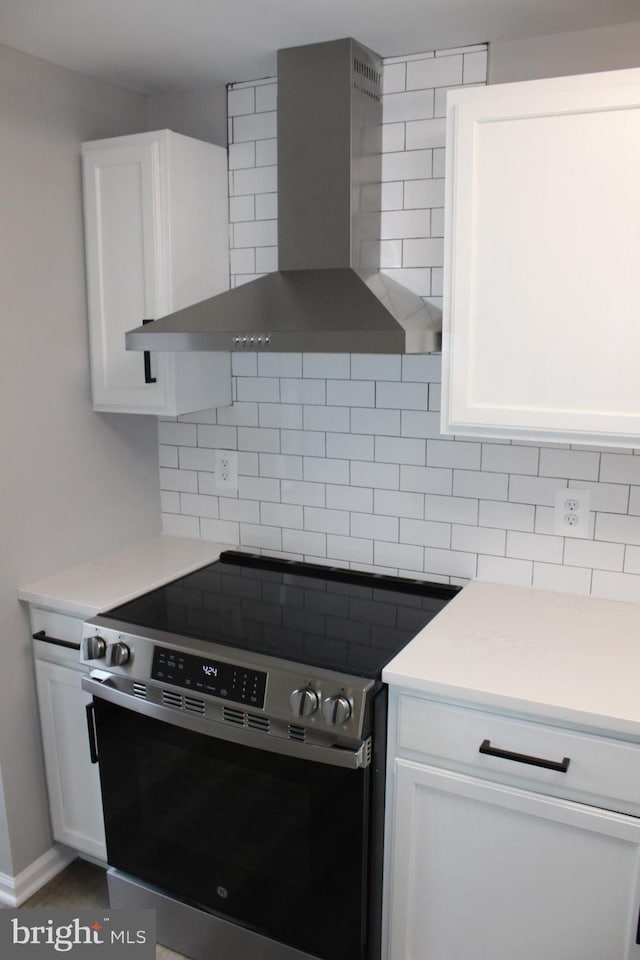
[148,84,228,145]
[0,42,161,878]
[489,19,640,83]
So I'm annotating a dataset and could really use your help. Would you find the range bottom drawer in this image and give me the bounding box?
[397,695,640,814]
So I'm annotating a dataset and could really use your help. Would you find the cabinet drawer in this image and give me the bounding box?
[30,608,84,668]
[397,696,640,814]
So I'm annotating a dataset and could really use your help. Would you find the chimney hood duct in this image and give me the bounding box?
[126,38,441,355]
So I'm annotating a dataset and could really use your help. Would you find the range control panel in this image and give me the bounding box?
[151,646,267,709]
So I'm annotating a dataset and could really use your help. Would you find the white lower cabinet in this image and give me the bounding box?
[384,695,640,960]
[31,612,106,862]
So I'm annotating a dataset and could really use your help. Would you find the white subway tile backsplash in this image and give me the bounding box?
[304,507,350,535]
[237,475,281,502]
[407,55,463,90]
[352,354,402,381]
[463,50,489,83]
[351,460,398,490]
[532,562,591,596]
[381,210,430,239]
[282,528,327,557]
[375,436,426,465]
[159,445,178,468]
[595,512,640,546]
[160,467,198,493]
[405,118,447,150]
[280,480,325,507]
[219,498,260,524]
[382,150,433,182]
[326,535,373,565]
[233,110,277,142]
[478,499,535,533]
[425,494,478,525]
[400,465,452,495]
[258,403,302,429]
[451,524,506,557]
[375,541,424,571]
[539,447,600,481]
[237,426,280,453]
[403,178,445,209]
[280,378,326,404]
[427,439,480,470]
[563,537,624,571]
[600,453,640,485]
[374,489,424,519]
[259,453,302,480]
[240,523,282,551]
[160,490,180,513]
[303,457,350,485]
[327,380,375,407]
[399,518,451,548]
[352,512,399,542]
[401,411,442,438]
[327,433,374,461]
[158,421,197,446]
[591,569,640,603]
[261,502,303,529]
[425,547,476,578]
[162,51,640,601]
[303,405,350,433]
[377,381,429,410]
[196,425,238,449]
[506,531,563,564]
[216,402,259,426]
[281,430,325,457]
[476,555,533,587]
[178,447,217,472]
[481,443,539,476]
[326,484,373,513]
[200,518,240,544]
[383,89,435,124]
[509,475,566,506]
[453,469,508,501]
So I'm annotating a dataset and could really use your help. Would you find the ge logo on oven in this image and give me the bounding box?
[216,886,228,899]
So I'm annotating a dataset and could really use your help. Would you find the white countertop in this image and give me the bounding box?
[383,579,640,738]
[18,535,230,618]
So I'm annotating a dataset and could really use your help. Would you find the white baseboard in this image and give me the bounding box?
[0,844,76,907]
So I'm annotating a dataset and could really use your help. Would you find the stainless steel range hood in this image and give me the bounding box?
[126,37,441,355]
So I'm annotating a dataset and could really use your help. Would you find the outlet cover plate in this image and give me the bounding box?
[553,489,590,538]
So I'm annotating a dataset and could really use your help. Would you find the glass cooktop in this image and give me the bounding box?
[103,551,460,679]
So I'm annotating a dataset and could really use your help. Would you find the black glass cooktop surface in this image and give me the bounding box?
[104,551,460,679]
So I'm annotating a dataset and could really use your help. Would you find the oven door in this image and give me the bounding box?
[86,685,371,960]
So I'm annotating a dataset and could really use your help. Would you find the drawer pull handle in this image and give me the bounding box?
[479,739,570,773]
[32,630,81,651]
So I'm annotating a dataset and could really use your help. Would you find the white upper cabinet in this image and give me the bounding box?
[441,68,640,447]
[82,130,232,416]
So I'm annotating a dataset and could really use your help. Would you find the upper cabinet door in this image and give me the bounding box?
[82,130,231,416]
[441,68,640,448]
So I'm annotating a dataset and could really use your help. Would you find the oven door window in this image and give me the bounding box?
[93,699,370,960]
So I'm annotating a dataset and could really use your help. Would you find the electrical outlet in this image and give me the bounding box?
[553,489,590,538]
[214,450,238,492]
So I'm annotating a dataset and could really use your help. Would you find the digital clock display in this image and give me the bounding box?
[151,646,267,709]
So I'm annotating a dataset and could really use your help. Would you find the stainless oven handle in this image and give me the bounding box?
[81,675,371,770]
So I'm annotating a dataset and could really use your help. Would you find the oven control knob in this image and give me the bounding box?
[82,635,106,661]
[290,687,319,718]
[105,641,131,667]
[322,695,352,726]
